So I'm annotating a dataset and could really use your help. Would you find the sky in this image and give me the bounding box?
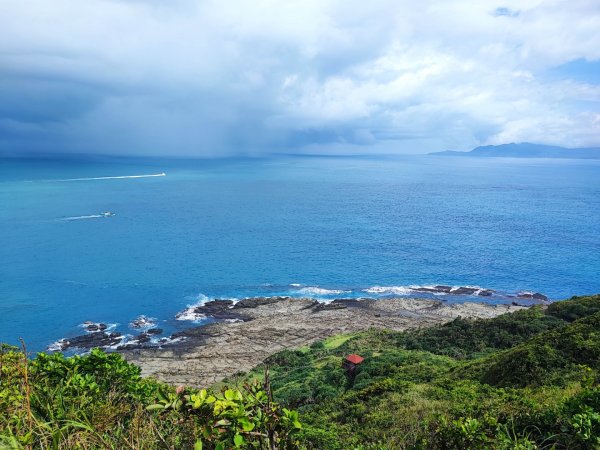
[1,0,599,157]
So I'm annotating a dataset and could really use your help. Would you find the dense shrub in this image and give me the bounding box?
[547,294,600,322]
[248,294,600,449]
[392,306,565,359]
[461,311,600,388]
[0,347,301,449]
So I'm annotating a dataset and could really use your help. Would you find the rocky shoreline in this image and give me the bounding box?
[46,285,548,354]
[121,296,528,388]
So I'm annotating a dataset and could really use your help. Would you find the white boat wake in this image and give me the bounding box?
[30,173,166,182]
[58,212,115,221]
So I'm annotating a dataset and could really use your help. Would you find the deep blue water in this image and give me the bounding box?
[1,154,599,351]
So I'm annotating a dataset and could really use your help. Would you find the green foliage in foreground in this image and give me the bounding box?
[0,347,300,449]
[230,294,600,449]
[2,294,600,449]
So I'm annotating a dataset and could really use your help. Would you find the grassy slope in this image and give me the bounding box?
[226,294,600,449]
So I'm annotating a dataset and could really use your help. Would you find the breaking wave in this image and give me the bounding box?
[176,293,212,322]
[294,286,350,296]
[363,286,415,295]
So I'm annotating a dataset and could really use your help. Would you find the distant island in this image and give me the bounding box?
[430,142,600,159]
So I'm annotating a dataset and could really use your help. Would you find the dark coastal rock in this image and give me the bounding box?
[411,285,494,296]
[331,298,360,307]
[412,286,451,294]
[176,300,248,322]
[477,290,494,296]
[146,328,163,335]
[300,300,321,310]
[517,292,548,301]
[172,327,217,340]
[82,321,108,332]
[311,302,348,312]
[118,332,183,351]
[197,300,234,316]
[234,296,290,309]
[50,331,123,351]
[301,298,375,313]
[135,332,152,344]
[333,298,374,308]
[310,298,376,312]
[117,332,153,350]
[450,287,478,295]
[129,315,156,329]
[434,285,453,293]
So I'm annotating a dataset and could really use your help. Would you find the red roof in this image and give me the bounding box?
[345,354,364,365]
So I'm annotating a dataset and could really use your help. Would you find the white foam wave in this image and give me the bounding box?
[295,286,349,296]
[103,335,128,350]
[129,315,157,330]
[176,310,207,321]
[176,293,211,321]
[227,298,239,308]
[47,339,66,352]
[363,286,414,295]
[364,285,495,297]
[37,172,166,182]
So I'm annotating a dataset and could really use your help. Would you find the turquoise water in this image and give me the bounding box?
[1,155,599,351]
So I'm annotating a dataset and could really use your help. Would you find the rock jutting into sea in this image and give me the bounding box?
[122,296,528,388]
[516,291,548,301]
[81,321,108,332]
[175,296,294,322]
[48,327,175,352]
[129,315,157,329]
[409,285,494,296]
[49,331,124,352]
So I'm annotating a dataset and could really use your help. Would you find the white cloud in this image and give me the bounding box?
[0,0,599,155]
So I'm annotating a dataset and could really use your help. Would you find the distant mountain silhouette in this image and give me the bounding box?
[430,143,600,159]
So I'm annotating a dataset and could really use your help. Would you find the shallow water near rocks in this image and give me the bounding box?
[1,154,599,351]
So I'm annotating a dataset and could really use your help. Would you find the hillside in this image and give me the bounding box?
[430,143,600,159]
[1,294,599,449]
[226,294,600,449]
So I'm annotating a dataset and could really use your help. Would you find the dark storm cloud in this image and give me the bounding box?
[0,0,599,156]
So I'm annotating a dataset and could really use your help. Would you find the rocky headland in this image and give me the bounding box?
[122,296,527,388]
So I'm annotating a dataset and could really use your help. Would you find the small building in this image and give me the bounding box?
[342,354,364,374]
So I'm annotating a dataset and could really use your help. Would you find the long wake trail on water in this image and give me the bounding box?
[58,214,110,221]
[27,172,166,182]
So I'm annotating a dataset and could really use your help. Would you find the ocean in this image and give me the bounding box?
[1,154,599,352]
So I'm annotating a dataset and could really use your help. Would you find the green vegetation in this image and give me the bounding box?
[2,294,599,449]
[0,347,301,449]
[229,294,600,449]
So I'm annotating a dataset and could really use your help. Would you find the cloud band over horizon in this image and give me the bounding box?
[1,0,599,156]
